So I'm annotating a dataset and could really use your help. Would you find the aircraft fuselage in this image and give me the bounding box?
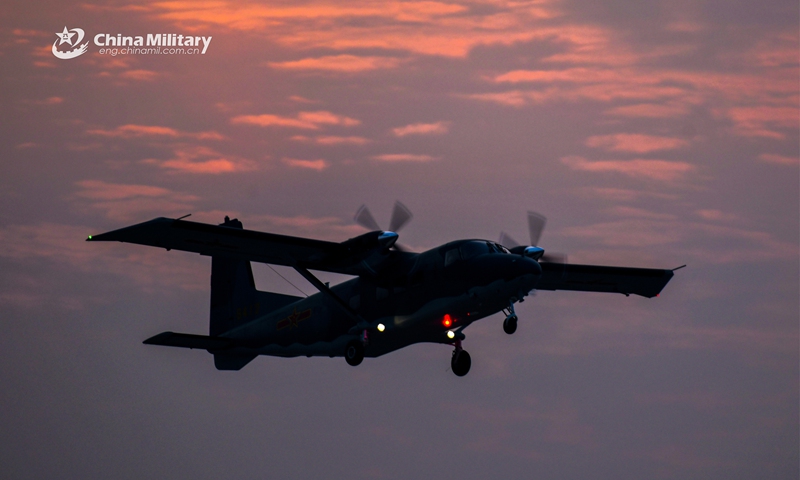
[223,240,542,359]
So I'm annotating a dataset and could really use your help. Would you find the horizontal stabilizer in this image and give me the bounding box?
[143,331,234,350]
[536,262,674,298]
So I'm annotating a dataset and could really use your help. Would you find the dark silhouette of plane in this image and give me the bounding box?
[88,203,677,376]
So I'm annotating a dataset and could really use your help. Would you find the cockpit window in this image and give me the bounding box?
[444,248,461,266]
[493,243,510,254]
[460,241,490,259]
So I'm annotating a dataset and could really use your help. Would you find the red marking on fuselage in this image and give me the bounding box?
[276,308,312,331]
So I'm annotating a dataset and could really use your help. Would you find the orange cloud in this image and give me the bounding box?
[269,54,401,72]
[143,145,257,174]
[87,124,225,140]
[118,69,159,81]
[371,153,438,162]
[145,1,561,57]
[561,156,695,181]
[392,121,449,137]
[314,136,369,145]
[585,134,689,153]
[231,111,360,129]
[282,158,329,170]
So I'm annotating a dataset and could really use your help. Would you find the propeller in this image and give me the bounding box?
[499,211,567,264]
[354,201,413,251]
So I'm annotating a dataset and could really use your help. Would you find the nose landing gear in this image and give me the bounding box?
[451,339,471,376]
[502,301,518,335]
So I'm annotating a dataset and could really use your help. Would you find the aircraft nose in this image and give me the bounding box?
[520,256,542,276]
[503,255,541,280]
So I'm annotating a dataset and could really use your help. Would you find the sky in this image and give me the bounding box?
[1,1,798,479]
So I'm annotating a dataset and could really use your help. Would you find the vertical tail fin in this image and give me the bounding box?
[209,217,303,369]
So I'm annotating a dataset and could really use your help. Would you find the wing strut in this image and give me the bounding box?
[293,267,364,328]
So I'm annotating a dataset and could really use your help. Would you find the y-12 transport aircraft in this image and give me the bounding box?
[88,202,679,376]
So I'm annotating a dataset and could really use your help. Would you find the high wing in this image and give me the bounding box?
[86,217,399,276]
[536,262,675,298]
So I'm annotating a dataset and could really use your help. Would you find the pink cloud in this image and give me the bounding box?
[231,110,360,129]
[193,210,364,242]
[371,153,439,162]
[282,158,329,170]
[269,54,401,72]
[561,156,695,181]
[288,95,317,103]
[0,223,209,293]
[585,134,689,153]
[758,153,798,166]
[74,180,175,200]
[725,106,798,139]
[73,180,199,222]
[392,121,450,137]
[695,209,739,222]
[604,103,689,118]
[87,124,225,140]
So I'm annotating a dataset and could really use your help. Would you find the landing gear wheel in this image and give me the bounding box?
[451,349,471,377]
[344,340,364,366]
[503,314,518,335]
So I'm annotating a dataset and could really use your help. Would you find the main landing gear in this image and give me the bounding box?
[451,339,471,377]
[502,301,518,335]
[344,330,367,366]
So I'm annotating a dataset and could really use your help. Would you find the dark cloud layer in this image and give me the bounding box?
[1,1,797,479]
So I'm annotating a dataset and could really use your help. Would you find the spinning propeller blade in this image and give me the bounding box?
[354,201,414,251]
[354,205,381,231]
[500,211,568,264]
[498,232,520,249]
[389,201,413,233]
[527,211,547,246]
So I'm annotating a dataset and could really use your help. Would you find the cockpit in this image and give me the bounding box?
[445,240,511,266]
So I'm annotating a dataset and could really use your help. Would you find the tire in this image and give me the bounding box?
[451,350,471,377]
[345,340,364,366]
[503,315,518,335]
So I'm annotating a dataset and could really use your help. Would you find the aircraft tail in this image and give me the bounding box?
[209,217,304,369]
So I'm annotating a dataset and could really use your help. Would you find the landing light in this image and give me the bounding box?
[442,314,452,328]
[377,323,386,332]
[446,331,455,339]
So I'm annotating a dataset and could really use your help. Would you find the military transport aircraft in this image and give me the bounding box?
[87,202,678,376]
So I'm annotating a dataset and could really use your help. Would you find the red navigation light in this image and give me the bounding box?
[442,314,453,328]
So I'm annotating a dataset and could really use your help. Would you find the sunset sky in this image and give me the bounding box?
[2,1,798,478]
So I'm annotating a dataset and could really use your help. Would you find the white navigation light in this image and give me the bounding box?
[377,323,386,332]
[446,330,455,339]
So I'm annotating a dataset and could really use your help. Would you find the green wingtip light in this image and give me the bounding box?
[87,235,93,240]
